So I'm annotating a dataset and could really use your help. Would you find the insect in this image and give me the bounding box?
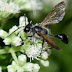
[7,1,68,50]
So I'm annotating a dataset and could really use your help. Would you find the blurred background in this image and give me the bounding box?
[0,0,72,72]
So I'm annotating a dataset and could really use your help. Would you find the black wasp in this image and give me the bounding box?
[7,1,68,50]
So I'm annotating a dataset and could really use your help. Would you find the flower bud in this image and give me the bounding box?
[33,64,40,72]
[0,29,8,39]
[24,63,34,72]
[12,37,22,46]
[41,51,48,60]
[18,54,27,66]
[9,25,18,34]
[7,65,14,72]
[17,67,24,72]
[3,38,11,45]
[19,16,28,27]
[12,61,18,70]
[40,60,49,67]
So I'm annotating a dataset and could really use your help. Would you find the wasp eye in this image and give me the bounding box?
[24,24,32,32]
[24,27,30,32]
[55,34,68,44]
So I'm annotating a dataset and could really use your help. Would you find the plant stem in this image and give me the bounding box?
[10,48,19,64]
[0,47,22,54]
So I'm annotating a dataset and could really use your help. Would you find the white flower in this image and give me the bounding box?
[12,37,22,46]
[18,54,27,66]
[7,65,14,72]
[12,61,17,69]
[25,45,41,60]
[0,66,2,72]
[0,0,21,14]
[3,38,11,45]
[19,16,28,27]
[9,25,18,34]
[0,29,4,37]
[24,63,40,72]
[40,60,49,67]
[17,67,24,72]
[24,63,34,72]
[18,54,26,62]
[33,64,40,72]
[41,51,48,60]
[0,29,8,39]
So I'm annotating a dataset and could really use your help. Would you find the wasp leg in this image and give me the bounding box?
[27,32,35,38]
[27,36,33,37]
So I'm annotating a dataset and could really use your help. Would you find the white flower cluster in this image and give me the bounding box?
[7,54,40,72]
[15,0,42,11]
[25,44,42,61]
[0,16,50,72]
[0,0,20,14]
[1,16,28,46]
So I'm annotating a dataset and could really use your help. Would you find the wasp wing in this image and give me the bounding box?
[41,1,66,26]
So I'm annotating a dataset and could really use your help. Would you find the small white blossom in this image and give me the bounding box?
[12,61,17,68]
[17,67,24,72]
[0,66,2,72]
[9,25,18,34]
[7,65,14,72]
[41,51,48,60]
[3,38,11,45]
[18,54,27,66]
[25,45,41,60]
[40,60,49,67]
[24,63,34,72]
[0,0,21,14]
[0,29,8,39]
[33,64,40,72]
[18,54,26,62]
[0,30,4,37]
[12,37,22,46]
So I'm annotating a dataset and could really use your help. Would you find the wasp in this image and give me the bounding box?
[7,1,68,50]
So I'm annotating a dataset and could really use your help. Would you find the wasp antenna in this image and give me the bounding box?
[7,26,25,38]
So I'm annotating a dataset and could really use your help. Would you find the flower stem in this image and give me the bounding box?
[0,47,22,54]
[10,48,19,64]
